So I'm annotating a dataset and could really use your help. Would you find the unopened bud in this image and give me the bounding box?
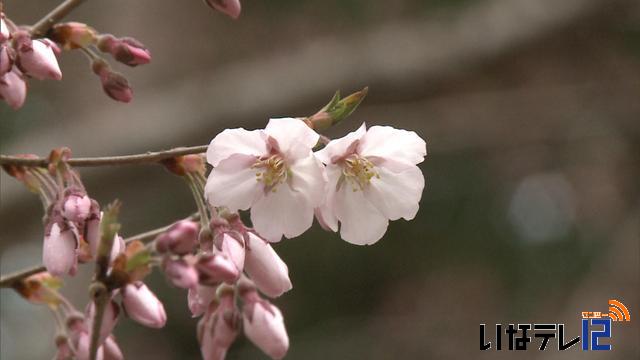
[97,34,151,67]
[51,22,97,49]
[121,282,167,328]
[155,220,199,255]
[0,44,13,76]
[163,257,199,289]
[161,154,205,176]
[196,253,239,285]
[244,232,292,298]
[91,59,133,103]
[0,15,9,43]
[43,221,78,276]
[204,0,242,19]
[14,31,62,80]
[198,289,239,360]
[62,190,91,223]
[306,87,368,131]
[0,68,26,109]
[242,295,289,360]
[86,299,120,347]
[188,285,217,317]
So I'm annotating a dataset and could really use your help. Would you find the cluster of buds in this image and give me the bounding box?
[14,273,124,360]
[50,22,151,103]
[1,13,62,109]
[152,210,292,358]
[1,148,105,277]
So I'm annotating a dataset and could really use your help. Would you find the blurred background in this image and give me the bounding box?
[1,0,639,359]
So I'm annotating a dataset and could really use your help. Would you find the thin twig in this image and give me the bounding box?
[30,0,88,38]
[0,145,208,168]
[0,213,199,288]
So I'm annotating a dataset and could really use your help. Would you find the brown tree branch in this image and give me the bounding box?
[0,145,208,168]
[30,0,88,38]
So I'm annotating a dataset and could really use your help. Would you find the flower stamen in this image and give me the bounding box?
[341,154,379,191]
[252,155,288,192]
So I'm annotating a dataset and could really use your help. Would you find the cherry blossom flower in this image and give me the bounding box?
[315,123,426,245]
[205,118,326,242]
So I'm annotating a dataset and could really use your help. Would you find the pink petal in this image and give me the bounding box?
[251,183,315,242]
[206,128,267,167]
[205,154,262,212]
[264,118,319,161]
[288,154,326,206]
[334,185,388,245]
[364,165,424,221]
[359,126,426,170]
[314,165,342,232]
[315,123,366,165]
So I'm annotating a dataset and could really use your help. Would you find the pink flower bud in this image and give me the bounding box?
[196,253,239,285]
[0,68,26,110]
[243,295,289,360]
[198,291,238,360]
[0,16,9,43]
[217,232,245,273]
[43,222,78,276]
[86,300,120,347]
[92,60,133,103]
[103,336,123,360]
[97,35,151,67]
[14,32,62,80]
[62,192,92,222]
[245,232,292,298]
[76,332,104,360]
[0,44,13,76]
[121,282,167,328]
[163,258,199,289]
[188,285,217,317]
[100,71,132,103]
[205,0,242,19]
[155,220,199,255]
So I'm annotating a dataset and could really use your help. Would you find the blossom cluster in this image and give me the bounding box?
[4,110,426,359]
[206,117,427,245]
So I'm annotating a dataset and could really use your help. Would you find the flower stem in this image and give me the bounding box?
[185,173,210,229]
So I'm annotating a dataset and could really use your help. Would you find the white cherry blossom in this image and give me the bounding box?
[205,118,326,242]
[315,123,426,245]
